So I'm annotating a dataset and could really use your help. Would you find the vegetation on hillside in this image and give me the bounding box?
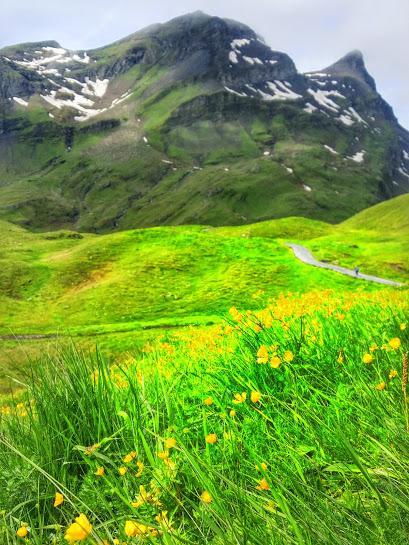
[0,290,408,544]
[1,194,408,393]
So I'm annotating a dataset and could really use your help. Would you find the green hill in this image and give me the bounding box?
[305,194,409,280]
[0,195,407,393]
[342,193,409,232]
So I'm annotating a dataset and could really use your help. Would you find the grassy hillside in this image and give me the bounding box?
[306,194,409,281]
[0,195,408,393]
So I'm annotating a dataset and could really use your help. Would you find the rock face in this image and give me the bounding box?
[0,12,408,232]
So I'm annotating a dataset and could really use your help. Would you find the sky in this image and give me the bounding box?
[2,0,408,128]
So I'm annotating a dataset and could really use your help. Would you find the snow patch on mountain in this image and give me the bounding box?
[307,89,345,113]
[225,86,248,97]
[266,81,302,101]
[348,150,366,163]
[10,47,91,73]
[303,102,318,114]
[13,97,28,107]
[324,145,339,155]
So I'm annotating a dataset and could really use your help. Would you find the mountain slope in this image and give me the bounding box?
[1,11,408,232]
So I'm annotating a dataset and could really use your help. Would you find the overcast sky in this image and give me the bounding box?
[2,0,408,128]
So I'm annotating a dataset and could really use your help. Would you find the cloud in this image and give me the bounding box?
[1,0,408,128]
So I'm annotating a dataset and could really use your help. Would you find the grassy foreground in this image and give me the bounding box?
[1,289,408,544]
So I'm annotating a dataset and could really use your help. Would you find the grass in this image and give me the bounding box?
[0,194,408,393]
[0,289,408,544]
[0,193,408,544]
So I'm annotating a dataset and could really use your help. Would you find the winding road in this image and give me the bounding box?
[287,243,404,287]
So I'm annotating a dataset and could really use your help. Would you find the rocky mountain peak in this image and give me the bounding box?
[325,50,377,92]
[0,12,408,233]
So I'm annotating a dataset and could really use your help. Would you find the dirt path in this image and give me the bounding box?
[287,243,404,287]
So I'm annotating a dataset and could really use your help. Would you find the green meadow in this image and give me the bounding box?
[0,194,408,544]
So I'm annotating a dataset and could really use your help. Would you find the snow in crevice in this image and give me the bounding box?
[231,38,252,49]
[398,167,409,179]
[245,84,258,94]
[307,89,345,113]
[324,145,339,155]
[225,86,248,98]
[310,80,327,87]
[303,184,312,192]
[243,56,264,65]
[347,107,368,125]
[228,37,278,68]
[338,114,355,126]
[13,97,29,107]
[5,47,117,122]
[305,72,330,78]
[229,51,239,64]
[403,150,409,161]
[11,47,91,72]
[266,81,302,101]
[348,150,366,163]
[304,102,318,114]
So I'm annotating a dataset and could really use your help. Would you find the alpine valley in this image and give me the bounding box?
[1,11,409,232]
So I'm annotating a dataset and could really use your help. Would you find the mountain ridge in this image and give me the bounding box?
[0,12,408,232]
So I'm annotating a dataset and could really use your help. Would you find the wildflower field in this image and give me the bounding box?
[1,289,408,545]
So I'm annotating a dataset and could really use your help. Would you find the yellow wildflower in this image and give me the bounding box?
[123,451,137,463]
[95,466,105,477]
[164,438,177,449]
[400,323,406,331]
[257,345,269,364]
[369,344,378,352]
[206,433,218,444]
[256,478,270,491]
[376,382,386,391]
[363,353,374,364]
[125,520,157,537]
[256,462,268,472]
[200,490,212,504]
[250,391,262,403]
[389,338,401,350]
[284,350,294,363]
[389,370,398,380]
[136,461,144,477]
[118,466,128,476]
[84,443,100,456]
[270,356,282,369]
[229,409,237,418]
[64,513,92,543]
[157,451,169,460]
[54,492,64,507]
[16,526,29,538]
[233,392,247,404]
[337,352,344,364]
[163,457,177,471]
[155,511,173,531]
[204,397,213,406]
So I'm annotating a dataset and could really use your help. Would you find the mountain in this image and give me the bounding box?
[1,11,408,232]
